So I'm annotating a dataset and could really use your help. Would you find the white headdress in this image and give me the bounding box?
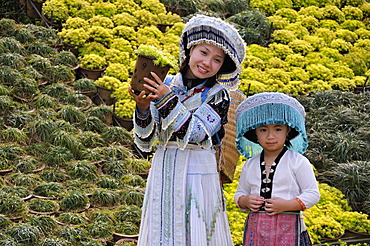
[180,14,246,89]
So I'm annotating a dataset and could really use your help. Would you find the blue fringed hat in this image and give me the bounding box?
[180,14,246,89]
[235,92,308,159]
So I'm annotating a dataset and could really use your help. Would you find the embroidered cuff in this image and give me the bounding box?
[295,197,307,210]
[135,106,150,119]
[154,91,175,108]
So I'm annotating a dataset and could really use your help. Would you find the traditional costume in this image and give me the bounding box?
[234,92,320,246]
[135,15,246,246]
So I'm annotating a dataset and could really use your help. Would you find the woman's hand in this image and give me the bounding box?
[128,86,153,114]
[128,72,171,114]
[143,72,171,99]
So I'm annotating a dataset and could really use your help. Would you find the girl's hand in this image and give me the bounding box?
[240,195,264,212]
[143,72,171,99]
[264,197,302,216]
[264,197,287,215]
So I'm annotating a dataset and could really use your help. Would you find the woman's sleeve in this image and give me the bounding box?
[133,105,156,152]
[156,89,230,146]
[295,158,320,210]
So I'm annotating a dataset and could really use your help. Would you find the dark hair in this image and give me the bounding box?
[180,46,235,88]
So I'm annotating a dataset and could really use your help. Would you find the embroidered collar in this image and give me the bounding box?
[259,146,288,200]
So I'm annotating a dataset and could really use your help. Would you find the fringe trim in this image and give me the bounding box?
[236,103,308,159]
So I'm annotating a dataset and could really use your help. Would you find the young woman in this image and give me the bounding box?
[129,15,246,246]
[234,92,320,246]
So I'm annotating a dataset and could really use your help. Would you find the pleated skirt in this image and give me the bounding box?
[138,145,234,246]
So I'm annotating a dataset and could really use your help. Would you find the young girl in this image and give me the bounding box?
[129,15,246,246]
[234,92,320,246]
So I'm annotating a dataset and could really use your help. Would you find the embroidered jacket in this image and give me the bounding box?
[134,73,230,152]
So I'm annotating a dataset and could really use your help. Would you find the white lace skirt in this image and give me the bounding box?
[138,145,234,246]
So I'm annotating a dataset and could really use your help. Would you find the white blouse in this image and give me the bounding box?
[235,149,320,210]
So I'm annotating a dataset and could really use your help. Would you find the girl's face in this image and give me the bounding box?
[185,43,225,79]
[255,124,290,153]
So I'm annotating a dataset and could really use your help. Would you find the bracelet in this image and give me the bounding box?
[295,197,307,211]
[237,195,246,208]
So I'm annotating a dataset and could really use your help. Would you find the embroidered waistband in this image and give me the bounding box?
[160,142,204,149]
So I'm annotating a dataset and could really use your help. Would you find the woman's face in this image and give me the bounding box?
[185,43,225,79]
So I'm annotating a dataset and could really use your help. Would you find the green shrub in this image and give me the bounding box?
[272,29,297,44]
[329,77,356,91]
[342,5,364,20]
[90,188,119,207]
[79,54,107,69]
[78,42,107,57]
[285,53,307,67]
[340,51,368,76]
[34,182,64,197]
[58,28,89,47]
[42,0,69,23]
[105,63,130,81]
[341,19,366,31]
[59,226,89,243]
[89,16,114,29]
[318,19,341,30]
[92,2,117,17]
[303,35,326,50]
[0,193,26,217]
[266,57,287,68]
[111,13,139,27]
[63,17,89,29]
[298,6,323,19]
[67,160,98,181]
[58,212,88,225]
[300,16,319,31]
[314,27,336,44]
[250,0,276,16]
[330,38,353,54]
[275,8,299,22]
[307,63,333,81]
[28,199,59,212]
[288,39,315,55]
[267,15,289,29]
[60,192,89,211]
[86,221,113,238]
[87,26,113,45]
[6,223,43,245]
[112,25,137,40]
[322,5,345,23]
[355,28,370,39]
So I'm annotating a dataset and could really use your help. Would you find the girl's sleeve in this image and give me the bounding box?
[295,158,320,210]
[155,89,229,147]
[234,161,251,210]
